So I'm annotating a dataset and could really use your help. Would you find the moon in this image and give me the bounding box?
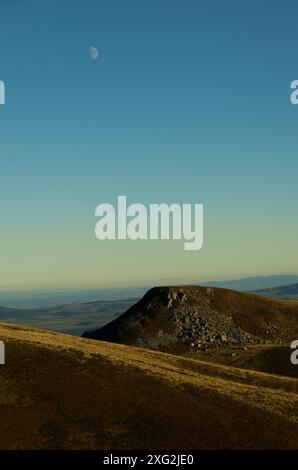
[89,47,99,60]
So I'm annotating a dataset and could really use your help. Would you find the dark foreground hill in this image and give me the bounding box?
[83,286,298,356]
[0,322,297,449]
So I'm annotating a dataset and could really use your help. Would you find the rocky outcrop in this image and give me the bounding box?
[172,304,263,351]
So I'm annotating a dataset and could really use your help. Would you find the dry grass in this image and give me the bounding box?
[0,322,297,450]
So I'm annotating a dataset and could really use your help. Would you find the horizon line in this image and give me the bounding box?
[1,273,298,293]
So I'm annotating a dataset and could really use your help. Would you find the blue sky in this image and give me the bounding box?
[0,0,297,289]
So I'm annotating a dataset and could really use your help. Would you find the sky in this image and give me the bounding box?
[0,0,298,289]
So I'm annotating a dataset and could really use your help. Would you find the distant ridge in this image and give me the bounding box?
[252,282,298,300]
[200,275,298,291]
[1,276,298,308]
[0,299,138,336]
[0,287,147,309]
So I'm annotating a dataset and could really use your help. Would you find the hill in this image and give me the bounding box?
[0,321,297,449]
[83,286,298,355]
[252,283,298,300]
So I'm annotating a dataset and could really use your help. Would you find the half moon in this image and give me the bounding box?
[89,47,99,60]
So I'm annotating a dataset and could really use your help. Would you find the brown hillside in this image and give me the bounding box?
[0,322,297,449]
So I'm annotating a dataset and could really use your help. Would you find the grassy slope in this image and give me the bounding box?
[194,344,298,378]
[0,322,297,450]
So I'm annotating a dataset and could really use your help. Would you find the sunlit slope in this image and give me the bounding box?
[0,322,297,450]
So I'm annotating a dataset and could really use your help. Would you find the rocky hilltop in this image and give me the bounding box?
[83,285,298,354]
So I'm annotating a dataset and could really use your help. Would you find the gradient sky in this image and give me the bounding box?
[0,0,297,289]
